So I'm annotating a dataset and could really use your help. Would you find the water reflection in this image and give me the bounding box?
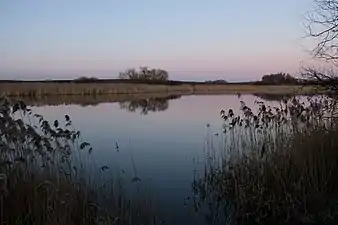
[10,93,182,107]
[27,94,316,225]
[10,93,301,109]
[254,93,294,101]
[119,95,181,114]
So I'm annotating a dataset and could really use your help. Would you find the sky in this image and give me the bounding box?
[0,0,315,81]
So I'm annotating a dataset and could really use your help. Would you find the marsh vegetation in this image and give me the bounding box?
[4,0,338,223]
[0,96,166,225]
[2,91,338,225]
[0,82,320,98]
[193,96,338,225]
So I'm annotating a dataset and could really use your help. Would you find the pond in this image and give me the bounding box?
[28,94,293,225]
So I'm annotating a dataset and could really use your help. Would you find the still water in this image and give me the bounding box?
[29,94,285,224]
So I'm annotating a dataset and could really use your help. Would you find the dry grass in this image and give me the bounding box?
[192,84,317,95]
[0,83,193,97]
[0,82,320,97]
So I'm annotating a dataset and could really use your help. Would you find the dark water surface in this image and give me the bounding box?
[29,94,284,224]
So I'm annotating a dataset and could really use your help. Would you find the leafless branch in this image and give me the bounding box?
[303,0,338,93]
[301,66,338,93]
[306,0,338,61]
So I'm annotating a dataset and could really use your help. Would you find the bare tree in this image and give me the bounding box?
[302,66,338,92]
[306,0,338,61]
[304,0,338,92]
[118,67,169,81]
[118,68,139,80]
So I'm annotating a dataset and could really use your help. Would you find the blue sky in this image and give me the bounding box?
[0,0,314,81]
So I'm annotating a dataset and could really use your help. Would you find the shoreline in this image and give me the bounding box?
[0,82,320,98]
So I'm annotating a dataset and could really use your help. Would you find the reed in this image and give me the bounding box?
[0,82,320,97]
[193,96,338,225]
[0,97,163,225]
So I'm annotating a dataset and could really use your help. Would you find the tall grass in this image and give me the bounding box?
[0,82,318,97]
[0,96,164,225]
[193,96,338,225]
[0,83,194,97]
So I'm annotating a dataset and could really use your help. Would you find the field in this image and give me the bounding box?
[0,81,321,97]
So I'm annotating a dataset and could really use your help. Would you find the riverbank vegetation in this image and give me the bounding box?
[3,0,338,223]
[191,1,338,223]
[3,94,338,224]
[0,82,320,97]
[0,68,326,98]
[0,97,165,225]
[193,96,338,225]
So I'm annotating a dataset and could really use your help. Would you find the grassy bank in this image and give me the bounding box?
[0,82,320,97]
[193,97,338,225]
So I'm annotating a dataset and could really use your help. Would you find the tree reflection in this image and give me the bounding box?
[119,95,181,114]
[254,93,294,102]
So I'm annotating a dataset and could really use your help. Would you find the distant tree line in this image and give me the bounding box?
[71,71,310,86]
[74,76,99,82]
[205,79,228,84]
[118,67,169,81]
[258,72,299,85]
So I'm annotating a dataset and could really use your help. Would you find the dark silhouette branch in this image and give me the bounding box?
[306,0,338,61]
[301,67,338,92]
[304,0,338,93]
